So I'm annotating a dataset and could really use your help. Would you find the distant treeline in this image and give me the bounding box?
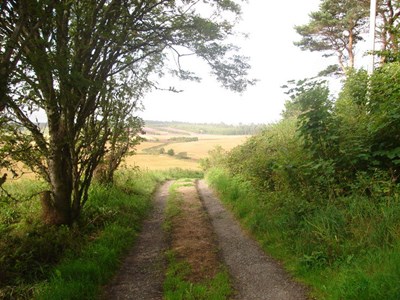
[144,120,265,135]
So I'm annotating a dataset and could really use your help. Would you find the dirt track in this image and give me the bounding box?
[102,181,172,300]
[197,180,307,299]
[102,179,307,299]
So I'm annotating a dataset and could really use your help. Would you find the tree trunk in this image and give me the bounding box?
[45,127,74,225]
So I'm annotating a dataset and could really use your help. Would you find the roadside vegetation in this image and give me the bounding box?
[205,63,400,299]
[203,2,400,298]
[0,169,201,299]
[163,180,232,299]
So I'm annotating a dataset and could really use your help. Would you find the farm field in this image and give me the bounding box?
[0,125,252,180]
[126,127,249,170]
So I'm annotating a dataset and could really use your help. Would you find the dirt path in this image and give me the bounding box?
[168,182,222,282]
[103,179,307,299]
[102,180,173,300]
[197,180,308,300]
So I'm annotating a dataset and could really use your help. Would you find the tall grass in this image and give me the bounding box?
[206,167,400,299]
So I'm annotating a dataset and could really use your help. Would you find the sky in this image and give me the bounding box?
[139,0,338,125]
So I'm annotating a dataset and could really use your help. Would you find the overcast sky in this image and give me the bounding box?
[139,0,338,125]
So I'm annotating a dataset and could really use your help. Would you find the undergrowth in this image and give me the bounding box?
[0,168,201,299]
[206,167,400,299]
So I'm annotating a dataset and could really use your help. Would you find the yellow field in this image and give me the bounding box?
[128,133,249,170]
[124,154,201,170]
[1,130,250,179]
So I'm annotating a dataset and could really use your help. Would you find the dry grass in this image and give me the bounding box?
[1,130,249,177]
[170,183,220,282]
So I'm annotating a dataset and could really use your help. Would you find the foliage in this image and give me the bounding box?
[168,137,199,142]
[202,58,400,298]
[144,120,265,135]
[176,152,189,159]
[167,149,175,156]
[294,0,369,73]
[376,0,400,63]
[200,145,229,171]
[0,169,165,299]
[368,62,400,175]
[0,0,254,225]
[206,167,400,299]
[294,0,400,73]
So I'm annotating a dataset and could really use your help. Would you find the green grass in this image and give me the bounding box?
[163,181,185,233]
[0,167,204,299]
[0,169,171,299]
[206,167,400,300]
[33,170,165,299]
[164,251,232,300]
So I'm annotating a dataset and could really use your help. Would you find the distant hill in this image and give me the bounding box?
[144,120,265,135]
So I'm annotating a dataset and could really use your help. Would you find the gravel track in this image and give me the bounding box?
[197,179,308,300]
[102,179,307,299]
[102,181,173,300]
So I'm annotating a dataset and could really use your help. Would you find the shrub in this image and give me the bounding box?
[176,152,189,159]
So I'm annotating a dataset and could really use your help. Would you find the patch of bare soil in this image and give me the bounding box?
[169,183,220,282]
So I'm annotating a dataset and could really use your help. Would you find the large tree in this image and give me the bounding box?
[376,0,400,63]
[294,0,370,74]
[0,0,254,225]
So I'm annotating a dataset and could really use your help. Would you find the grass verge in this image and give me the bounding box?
[206,167,400,300]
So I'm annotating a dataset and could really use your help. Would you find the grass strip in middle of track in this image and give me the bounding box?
[163,179,232,299]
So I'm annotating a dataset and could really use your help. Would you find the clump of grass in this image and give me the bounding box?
[164,251,232,300]
[163,182,184,233]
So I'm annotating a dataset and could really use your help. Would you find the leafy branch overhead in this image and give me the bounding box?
[0,0,254,225]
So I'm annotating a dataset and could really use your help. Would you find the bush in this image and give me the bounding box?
[176,152,189,159]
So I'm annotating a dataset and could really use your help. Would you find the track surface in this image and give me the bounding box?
[103,180,307,299]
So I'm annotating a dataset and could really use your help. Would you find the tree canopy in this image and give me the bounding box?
[0,0,254,225]
[294,0,370,74]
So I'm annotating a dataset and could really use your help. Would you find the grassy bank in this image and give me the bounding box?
[0,168,202,299]
[206,167,400,299]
